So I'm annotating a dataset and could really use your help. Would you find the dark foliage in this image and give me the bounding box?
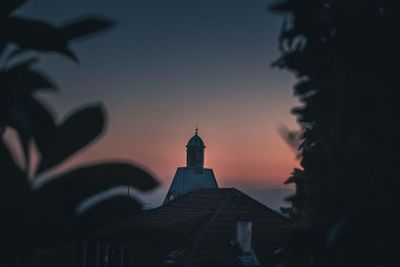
[0,1,158,266]
[272,0,398,266]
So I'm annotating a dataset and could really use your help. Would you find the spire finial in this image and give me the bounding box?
[195,122,198,135]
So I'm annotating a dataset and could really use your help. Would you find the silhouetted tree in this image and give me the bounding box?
[272,0,398,266]
[0,1,158,266]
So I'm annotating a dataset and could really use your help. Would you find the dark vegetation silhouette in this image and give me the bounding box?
[0,1,158,266]
[272,0,398,266]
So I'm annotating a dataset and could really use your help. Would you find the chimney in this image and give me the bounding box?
[233,221,260,266]
[236,221,253,253]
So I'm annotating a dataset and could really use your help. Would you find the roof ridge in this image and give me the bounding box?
[181,189,234,264]
[233,188,290,220]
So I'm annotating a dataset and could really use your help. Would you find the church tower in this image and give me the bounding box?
[186,128,205,171]
[163,129,218,204]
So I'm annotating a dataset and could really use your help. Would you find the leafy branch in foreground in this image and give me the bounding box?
[272,0,398,266]
[0,1,158,265]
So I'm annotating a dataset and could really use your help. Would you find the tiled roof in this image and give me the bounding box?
[92,188,290,267]
[178,188,289,267]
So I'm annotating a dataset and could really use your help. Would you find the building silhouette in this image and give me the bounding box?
[164,129,218,204]
[59,130,289,267]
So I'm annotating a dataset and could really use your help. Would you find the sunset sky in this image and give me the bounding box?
[16,0,299,206]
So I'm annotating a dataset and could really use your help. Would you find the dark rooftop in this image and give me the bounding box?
[91,188,290,267]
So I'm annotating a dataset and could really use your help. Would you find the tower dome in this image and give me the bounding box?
[186,129,205,169]
[186,129,205,148]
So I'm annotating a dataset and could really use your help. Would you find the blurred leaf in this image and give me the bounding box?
[2,17,78,61]
[0,139,28,206]
[3,16,113,62]
[64,195,141,240]
[8,57,38,69]
[278,124,301,152]
[270,0,296,12]
[294,80,315,96]
[60,17,114,40]
[0,58,56,93]
[0,94,56,138]
[76,195,141,230]
[0,0,28,18]
[37,162,158,216]
[36,105,105,173]
[81,195,141,216]
[17,131,30,174]
[6,46,77,63]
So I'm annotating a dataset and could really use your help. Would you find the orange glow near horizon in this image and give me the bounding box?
[13,0,301,205]
[48,96,300,191]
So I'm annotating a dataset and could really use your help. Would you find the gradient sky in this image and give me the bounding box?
[15,0,299,206]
